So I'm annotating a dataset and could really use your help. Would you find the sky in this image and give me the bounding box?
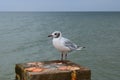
[0,0,120,11]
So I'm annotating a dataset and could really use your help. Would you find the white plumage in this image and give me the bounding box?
[48,31,85,60]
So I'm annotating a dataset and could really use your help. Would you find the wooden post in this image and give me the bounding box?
[15,60,91,80]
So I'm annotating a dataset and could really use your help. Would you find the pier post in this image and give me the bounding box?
[15,60,91,80]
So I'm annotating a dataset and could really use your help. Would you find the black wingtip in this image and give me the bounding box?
[83,47,86,48]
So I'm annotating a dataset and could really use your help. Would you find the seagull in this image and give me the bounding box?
[48,31,85,60]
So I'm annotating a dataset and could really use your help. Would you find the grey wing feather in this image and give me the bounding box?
[64,38,78,51]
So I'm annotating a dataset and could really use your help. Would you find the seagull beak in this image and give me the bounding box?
[48,34,53,37]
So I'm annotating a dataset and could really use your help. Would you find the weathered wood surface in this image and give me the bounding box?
[15,60,91,80]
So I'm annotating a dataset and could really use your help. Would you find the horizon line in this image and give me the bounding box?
[0,11,120,13]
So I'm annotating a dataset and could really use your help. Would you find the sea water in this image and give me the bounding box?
[0,12,120,80]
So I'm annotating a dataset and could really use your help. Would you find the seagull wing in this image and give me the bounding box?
[63,38,78,51]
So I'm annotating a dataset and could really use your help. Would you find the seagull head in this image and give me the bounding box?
[48,31,62,38]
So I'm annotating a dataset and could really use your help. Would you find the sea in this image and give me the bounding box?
[0,12,120,80]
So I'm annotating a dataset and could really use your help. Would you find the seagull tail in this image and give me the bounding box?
[76,46,85,50]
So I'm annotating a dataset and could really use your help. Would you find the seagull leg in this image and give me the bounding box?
[65,53,67,60]
[61,53,63,61]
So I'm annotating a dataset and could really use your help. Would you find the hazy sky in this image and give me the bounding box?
[0,0,120,11]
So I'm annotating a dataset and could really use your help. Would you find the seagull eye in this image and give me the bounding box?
[55,33,57,35]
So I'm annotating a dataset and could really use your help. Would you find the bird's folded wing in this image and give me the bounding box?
[63,39,78,51]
